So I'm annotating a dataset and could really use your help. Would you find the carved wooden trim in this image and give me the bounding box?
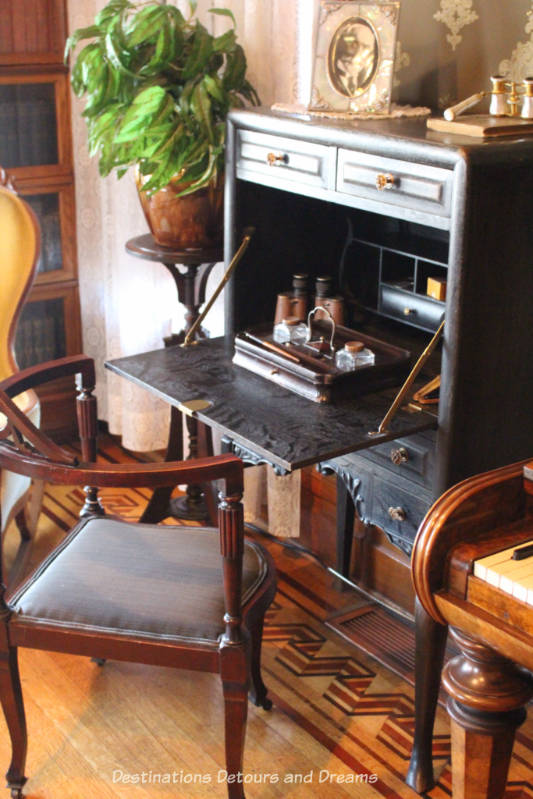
[442,629,533,799]
[319,458,371,524]
[80,486,105,518]
[218,490,244,645]
[411,461,528,624]
[218,492,244,559]
[443,628,533,714]
[76,386,97,463]
[222,437,289,476]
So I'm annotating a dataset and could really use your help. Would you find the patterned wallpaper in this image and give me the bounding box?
[393,0,533,109]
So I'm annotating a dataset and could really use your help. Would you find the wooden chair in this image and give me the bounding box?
[0,355,277,799]
[0,172,44,571]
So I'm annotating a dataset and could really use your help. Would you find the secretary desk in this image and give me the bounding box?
[223,107,533,791]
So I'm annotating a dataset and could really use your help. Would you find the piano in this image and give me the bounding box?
[411,459,533,799]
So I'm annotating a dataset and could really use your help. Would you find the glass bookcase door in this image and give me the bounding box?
[26,193,62,274]
[18,182,77,283]
[0,82,58,168]
[14,287,81,370]
[14,297,66,369]
[0,71,72,178]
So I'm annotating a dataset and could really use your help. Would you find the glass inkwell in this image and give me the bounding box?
[335,340,375,371]
[273,316,308,344]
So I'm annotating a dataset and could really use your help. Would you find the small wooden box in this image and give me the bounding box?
[427,277,447,301]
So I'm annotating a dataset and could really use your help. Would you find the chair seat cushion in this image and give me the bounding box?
[9,518,268,644]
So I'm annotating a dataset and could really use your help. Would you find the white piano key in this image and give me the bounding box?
[473,540,532,581]
[501,561,533,595]
[486,557,533,592]
[514,573,533,603]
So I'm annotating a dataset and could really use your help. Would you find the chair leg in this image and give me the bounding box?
[247,616,272,710]
[0,648,27,799]
[13,511,30,544]
[221,676,248,799]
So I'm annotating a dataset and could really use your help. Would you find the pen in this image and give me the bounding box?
[242,332,301,363]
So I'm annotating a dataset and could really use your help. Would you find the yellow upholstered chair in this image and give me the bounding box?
[0,173,43,568]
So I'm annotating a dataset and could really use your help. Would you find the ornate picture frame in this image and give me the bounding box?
[310,1,400,115]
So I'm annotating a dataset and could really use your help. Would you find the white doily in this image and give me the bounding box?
[271,102,431,119]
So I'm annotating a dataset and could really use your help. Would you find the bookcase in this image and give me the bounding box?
[0,1,82,438]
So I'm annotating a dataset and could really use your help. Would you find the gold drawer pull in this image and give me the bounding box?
[403,307,416,316]
[388,506,406,522]
[267,152,288,166]
[375,172,395,191]
[390,446,409,465]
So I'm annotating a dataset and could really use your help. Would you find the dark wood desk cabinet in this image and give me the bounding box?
[224,107,533,541]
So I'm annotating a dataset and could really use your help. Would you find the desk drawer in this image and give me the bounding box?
[337,149,453,221]
[379,283,444,332]
[236,129,336,192]
[371,478,432,554]
[362,433,435,488]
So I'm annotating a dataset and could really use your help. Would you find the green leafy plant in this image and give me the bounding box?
[65,0,259,195]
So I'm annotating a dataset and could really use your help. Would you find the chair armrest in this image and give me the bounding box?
[0,449,244,496]
[0,355,95,398]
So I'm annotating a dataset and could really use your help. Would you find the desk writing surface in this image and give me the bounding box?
[106,337,436,473]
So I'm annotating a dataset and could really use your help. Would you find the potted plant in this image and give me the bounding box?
[65,0,259,249]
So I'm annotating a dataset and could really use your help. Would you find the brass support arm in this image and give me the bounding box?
[371,319,445,435]
[182,228,255,347]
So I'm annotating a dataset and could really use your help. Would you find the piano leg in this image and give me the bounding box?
[406,600,448,793]
[443,629,533,799]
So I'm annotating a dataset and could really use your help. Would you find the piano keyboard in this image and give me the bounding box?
[474,540,533,605]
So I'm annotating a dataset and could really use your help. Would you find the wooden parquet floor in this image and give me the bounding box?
[1,436,532,798]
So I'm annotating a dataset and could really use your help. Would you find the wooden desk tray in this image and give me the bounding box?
[233,322,411,403]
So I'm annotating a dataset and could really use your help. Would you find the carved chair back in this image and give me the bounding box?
[0,174,42,535]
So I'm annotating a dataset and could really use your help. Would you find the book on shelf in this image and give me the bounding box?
[0,90,20,169]
[15,317,36,370]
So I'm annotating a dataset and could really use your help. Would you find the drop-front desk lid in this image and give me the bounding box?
[106,336,437,474]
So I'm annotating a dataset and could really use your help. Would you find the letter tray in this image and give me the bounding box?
[233,322,411,403]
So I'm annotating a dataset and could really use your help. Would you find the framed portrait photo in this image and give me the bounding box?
[310,1,400,114]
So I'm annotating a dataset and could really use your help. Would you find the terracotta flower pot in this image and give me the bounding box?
[136,171,224,250]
